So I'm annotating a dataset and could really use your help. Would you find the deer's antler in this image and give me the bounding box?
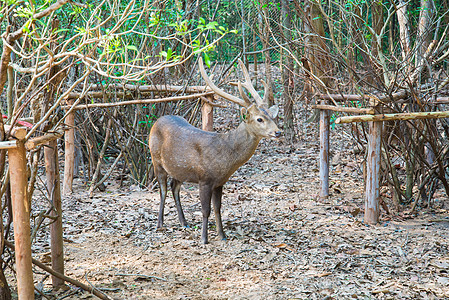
[199,57,250,108]
[237,59,269,107]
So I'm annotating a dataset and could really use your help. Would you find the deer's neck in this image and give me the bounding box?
[220,122,261,166]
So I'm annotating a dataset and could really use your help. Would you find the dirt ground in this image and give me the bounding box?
[9,114,449,299]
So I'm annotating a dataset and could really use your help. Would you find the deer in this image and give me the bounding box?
[149,57,281,244]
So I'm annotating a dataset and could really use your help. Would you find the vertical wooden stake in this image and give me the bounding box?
[8,141,34,299]
[365,121,381,224]
[319,104,329,198]
[63,99,75,195]
[44,140,65,287]
[201,97,214,132]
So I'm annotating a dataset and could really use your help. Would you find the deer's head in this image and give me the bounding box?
[199,57,281,139]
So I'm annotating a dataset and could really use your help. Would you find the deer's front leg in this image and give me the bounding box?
[199,182,213,244]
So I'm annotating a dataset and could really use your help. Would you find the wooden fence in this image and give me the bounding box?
[6,84,215,299]
[315,93,449,224]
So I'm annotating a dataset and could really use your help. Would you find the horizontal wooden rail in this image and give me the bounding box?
[0,141,18,149]
[312,104,374,114]
[319,94,365,102]
[62,92,215,110]
[25,129,64,151]
[318,91,408,104]
[318,92,449,105]
[0,129,64,150]
[0,126,28,149]
[67,84,211,99]
[91,83,210,93]
[336,110,449,124]
[431,97,449,104]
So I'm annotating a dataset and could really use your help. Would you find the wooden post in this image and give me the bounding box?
[8,141,34,299]
[365,120,382,223]
[63,99,75,195]
[201,96,214,132]
[319,102,329,198]
[44,140,65,287]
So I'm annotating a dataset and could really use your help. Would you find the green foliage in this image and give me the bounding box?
[1,0,237,84]
[139,105,158,128]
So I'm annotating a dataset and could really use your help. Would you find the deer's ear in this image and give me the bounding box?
[268,105,279,118]
[241,107,248,122]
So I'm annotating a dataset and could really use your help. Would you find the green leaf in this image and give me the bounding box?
[204,53,211,68]
[166,48,173,60]
[206,21,218,30]
[125,45,138,52]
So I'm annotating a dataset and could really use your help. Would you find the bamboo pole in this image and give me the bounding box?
[365,121,382,223]
[8,141,34,299]
[86,83,208,92]
[318,91,407,102]
[63,98,75,195]
[312,104,374,114]
[44,140,65,287]
[319,100,329,198]
[62,92,214,111]
[0,141,18,149]
[319,94,365,102]
[67,84,210,99]
[201,95,214,132]
[335,110,449,124]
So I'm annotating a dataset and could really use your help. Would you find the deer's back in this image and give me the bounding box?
[149,115,241,185]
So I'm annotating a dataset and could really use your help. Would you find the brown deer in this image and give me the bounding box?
[149,57,281,244]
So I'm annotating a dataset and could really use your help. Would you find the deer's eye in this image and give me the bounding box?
[257,117,264,123]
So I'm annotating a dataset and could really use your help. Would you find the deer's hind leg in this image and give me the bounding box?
[171,179,188,227]
[155,165,168,229]
[199,182,213,244]
[212,186,226,240]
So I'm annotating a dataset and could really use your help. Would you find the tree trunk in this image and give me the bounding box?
[260,0,274,106]
[369,1,383,86]
[281,0,295,141]
[303,0,331,88]
[416,0,435,70]
[396,0,411,62]
[44,140,65,287]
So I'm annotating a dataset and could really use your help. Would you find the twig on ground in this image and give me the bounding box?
[115,273,167,281]
[4,240,113,300]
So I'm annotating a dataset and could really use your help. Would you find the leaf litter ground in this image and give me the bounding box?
[22,114,449,299]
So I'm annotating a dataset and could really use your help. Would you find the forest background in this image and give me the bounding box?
[1,0,449,298]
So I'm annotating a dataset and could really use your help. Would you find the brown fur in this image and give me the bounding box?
[149,104,280,244]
